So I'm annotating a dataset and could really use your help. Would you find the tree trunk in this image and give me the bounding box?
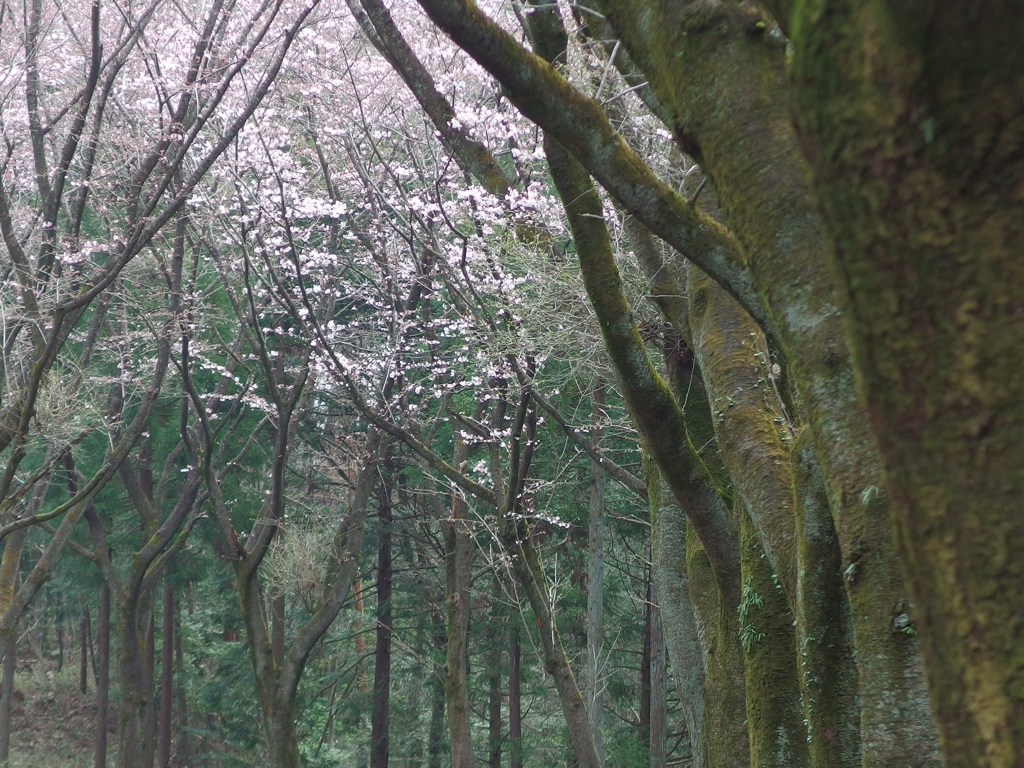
[792,431,861,768]
[264,696,302,768]
[115,595,155,768]
[144,609,156,768]
[640,586,651,750]
[444,431,477,768]
[585,384,606,765]
[0,606,16,763]
[57,605,64,673]
[354,578,369,694]
[488,640,502,768]
[509,623,523,768]
[504,533,602,768]
[738,508,809,768]
[789,5,1024,765]
[594,5,942,763]
[370,481,393,768]
[174,603,189,768]
[686,531,750,768]
[684,260,855,768]
[95,585,110,768]
[649,588,666,768]
[81,607,90,694]
[272,593,285,670]
[158,579,173,768]
[428,631,446,768]
[647,465,706,768]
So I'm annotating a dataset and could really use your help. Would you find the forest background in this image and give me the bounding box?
[0,1,1020,768]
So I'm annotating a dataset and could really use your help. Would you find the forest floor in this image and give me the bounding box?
[6,655,114,768]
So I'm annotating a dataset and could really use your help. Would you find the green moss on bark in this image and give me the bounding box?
[687,522,749,768]
[739,508,809,768]
[792,429,860,768]
[791,3,1024,764]
[595,1,942,763]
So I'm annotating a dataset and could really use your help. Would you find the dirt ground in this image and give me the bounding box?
[5,657,115,768]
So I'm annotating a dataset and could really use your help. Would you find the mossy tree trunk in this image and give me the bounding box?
[685,260,860,768]
[398,4,938,759]
[646,460,706,768]
[791,431,860,768]
[686,526,750,768]
[591,3,940,764]
[738,507,809,768]
[789,3,1024,764]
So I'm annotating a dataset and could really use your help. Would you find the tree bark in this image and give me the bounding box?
[649,587,666,768]
[738,507,809,768]
[57,602,64,673]
[428,617,447,768]
[115,596,154,768]
[0,589,17,764]
[792,431,861,768]
[686,530,750,768]
[81,606,90,694]
[174,603,189,768]
[789,4,1024,765]
[592,4,942,764]
[585,384,606,765]
[488,636,502,768]
[95,584,110,768]
[144,609,157,768]
[272,593,285,671]
[370,479,393,768]
[647,462,706,768]
[158,579,173,768]
[509,623,523,768]
[443,435,477,768]
[685,260,859,768]
[641,586,651,750]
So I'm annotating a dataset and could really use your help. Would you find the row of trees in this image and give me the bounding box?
[0,0,1020,767]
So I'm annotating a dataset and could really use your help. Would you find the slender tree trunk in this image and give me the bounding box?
[645,455,706,768]
[406,612,427,767]
[95,585,110,768]
[143,609,157,768]
[487,614,503,768]
[649,588,666,768]
[354,578,369,693]
[158,579,173,768]
[428,630,446,768]
[272,594,285,670]
[0,582,17,765]
[370,482,393,768]
[39,594,48,661]
[505,533,602,768]
[585,384,606,765]
[81,607,90,694]
[494,396,602,768]
[640,581,652,750]
[444,432,477,768]
[509,623,523,768]
[174,603,189,768]
[56,605,64,673]
[792,431,861,768]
